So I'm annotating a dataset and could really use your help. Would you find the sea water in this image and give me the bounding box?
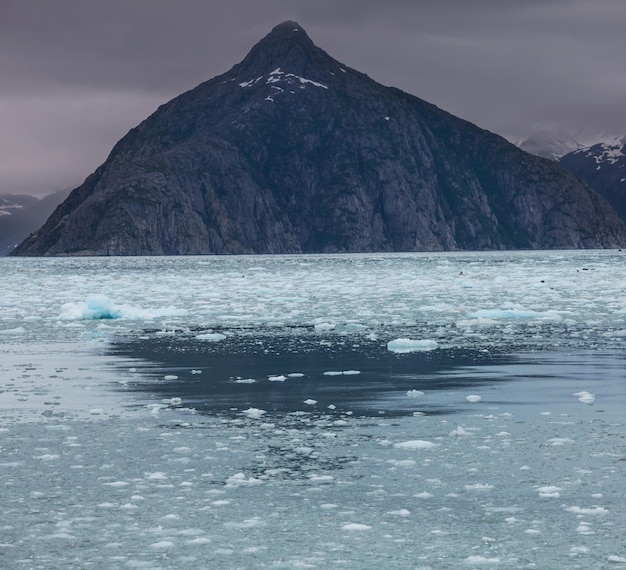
[1,251,625,568]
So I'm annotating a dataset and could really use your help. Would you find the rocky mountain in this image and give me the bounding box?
[558,138,626,224]
[12,21,626,256]
[0,190,70,255]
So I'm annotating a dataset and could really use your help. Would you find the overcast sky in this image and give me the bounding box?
[2,0,626,197]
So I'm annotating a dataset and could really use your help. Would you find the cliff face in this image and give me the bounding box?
[12,22,626,256]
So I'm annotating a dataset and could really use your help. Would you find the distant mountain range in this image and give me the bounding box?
[0,190,70,255]
[559,138,626,224]
[515,132,626,226]
[11,22,626,256]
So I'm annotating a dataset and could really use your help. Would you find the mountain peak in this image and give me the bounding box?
[235,21,333,78]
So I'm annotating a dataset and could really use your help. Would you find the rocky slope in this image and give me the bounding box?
[12,22,626,255]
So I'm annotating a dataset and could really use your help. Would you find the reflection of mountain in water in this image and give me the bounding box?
[111,328,510,417]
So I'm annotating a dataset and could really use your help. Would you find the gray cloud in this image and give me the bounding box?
[2,0,625,196]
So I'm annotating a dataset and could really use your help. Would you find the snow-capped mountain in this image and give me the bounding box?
[559,137,626,224]
[11,22,626,255]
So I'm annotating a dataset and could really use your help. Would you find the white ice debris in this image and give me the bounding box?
[268,374,286,382]
[387,338,438,353]
[537,486,562,498]
[342,523,372,531]
[565,505,608,515]
[573,390,595,404]
[407,390,425,397]
[226,473,262,486]
[195,332,226,341]
[242,407,266,419]
[394,440,438,450]
[303,399,317,405]
[466,395,482,403]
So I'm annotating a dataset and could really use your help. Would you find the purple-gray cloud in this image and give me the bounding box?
[2,0,625,196]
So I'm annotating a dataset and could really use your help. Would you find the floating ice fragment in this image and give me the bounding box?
[164,375,178,380]
[186,537,211,545]
[466,395,482,403]
[167,397,182,406]
[394,440,438,450]
[549,437,574,446]
[242,408,266,419]
[287,372,304,377]
[342,523,372,531]
[145,472,168,480]
[464,483,494,491]
[538,486,562,498]
[573,391,595,404]
[303,399,317,405]
[309,474,334,482]
[387,338,438,353]
[565,505,608,515]
[235,378,256,384]
[407,390,425,397]
[314,322,335,332]
[268,375,286,382]
[608,555,626,563]
[195,333,226,342]
[464,555,501,564]
[386,509,410,517]
[151,541,175,549]
[449,426,469,437]
[226,473,262,486]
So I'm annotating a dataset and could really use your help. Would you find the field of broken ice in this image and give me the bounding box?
[1,251,625,569]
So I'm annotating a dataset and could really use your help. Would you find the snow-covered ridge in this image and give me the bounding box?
[239,67,328,92]
[573,139,626,166]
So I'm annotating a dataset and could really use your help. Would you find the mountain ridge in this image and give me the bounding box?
[12,22,626,256]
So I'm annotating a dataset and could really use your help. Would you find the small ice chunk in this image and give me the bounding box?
[242,408,266,419]
[449,426,469,437]
[287,372,304,377]
[608,555,626,563]
[303,399,317,405]
[394,440,438,450]
[151,541,175,549]
[466,395,482,403]
[464,483,493,491]
[342,523,372,531]
[195,332,226,342]
[573,391,595,404]
[407,390,425,397]
[226,473,262,486]
[386,509,410,517]
[565,505,608,515]
[464,556,500,564]
[387,338,438,353]
[235,378,256,384]
[314,322,335,332]
[268,375,286,382]
[167,397,182,406]
[538,486,562,498]
[164,375,178,380]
